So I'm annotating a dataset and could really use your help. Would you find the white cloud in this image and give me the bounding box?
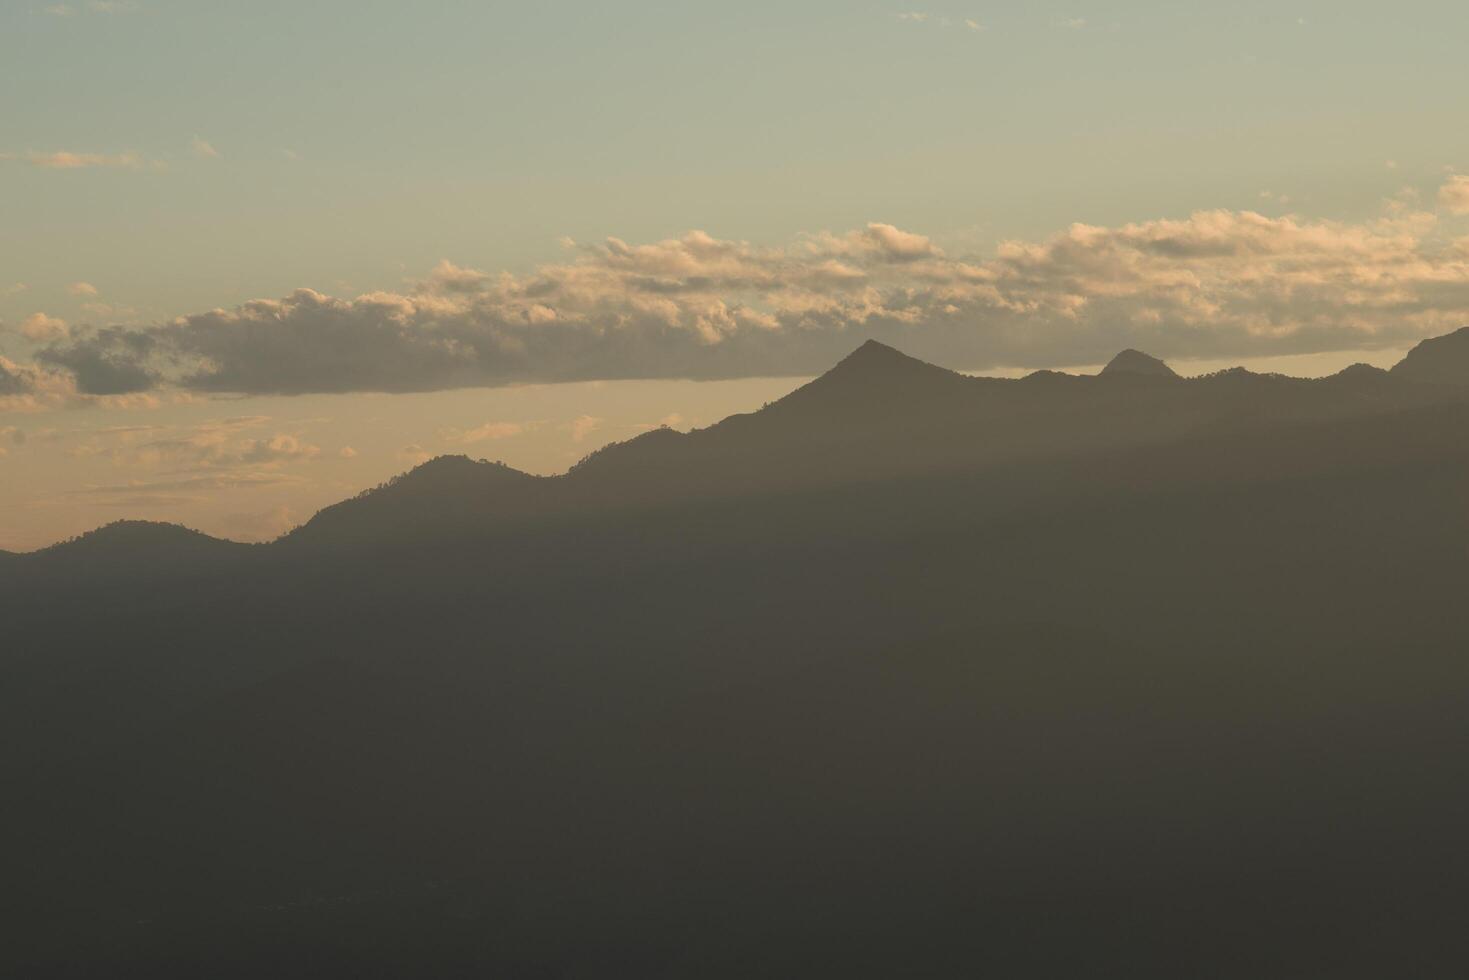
[1055,16,1087,29]
[2,283,27,296]
[191,136,219,159]
[44,4,75,15]
[87,1,139,12]
[24,203,1469,399]
[1439,174,1469,216]
[19,312,69,342]
[965,19,985,32]
[569,415,603,443]
[896,12,930,23]
[67,281,98,297]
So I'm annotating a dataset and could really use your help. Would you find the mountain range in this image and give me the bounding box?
[6,327,1469,977]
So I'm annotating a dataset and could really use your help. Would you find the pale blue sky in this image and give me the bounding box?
[3,0,1465,322]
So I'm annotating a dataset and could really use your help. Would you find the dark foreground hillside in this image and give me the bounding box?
[5,332,1469,977]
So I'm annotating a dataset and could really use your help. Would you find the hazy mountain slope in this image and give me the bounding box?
[8,333,1469,976]
[280,455,548,551]
[1391,325,1469,384]
[9,405,1469,977]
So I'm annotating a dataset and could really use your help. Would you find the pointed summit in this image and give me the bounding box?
[1100,349,1179,379]
[822,339,962,386]
[754,340,969,425]
[1390,326,1469,385]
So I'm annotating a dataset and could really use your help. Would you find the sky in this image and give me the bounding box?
[2,0,1468,550]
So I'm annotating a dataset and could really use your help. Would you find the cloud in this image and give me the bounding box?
[1440,174,1469,216]
[1055,16,1087,29]
[37,324,158,393]
[338,445,359,458]
[69,471,301,499]
[896,12,986,34]
[634,412,686,434]
[7,150,151,170]
[215,504,297,543]
[0,356,61,403]
[67,281,99,297]
[24,205,1469,398]
[398,444,432,465]
[106,418,322,470]
[49,1,139,13]
[58,418,320,521]
[191,136,219,159]
[3,283,27,296]
[19,312,69,342]
[569,415,603,443]
[445,421,527,444]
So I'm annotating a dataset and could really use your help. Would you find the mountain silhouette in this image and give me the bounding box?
[1390,325,1469,384]
[36,519,245,560]
[1099,348,1179,378]
[8,330,1469,977]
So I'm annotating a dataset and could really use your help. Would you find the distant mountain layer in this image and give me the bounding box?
[1391,325,1469,384]
[7,329,1469,976]
[10,331,1469,559]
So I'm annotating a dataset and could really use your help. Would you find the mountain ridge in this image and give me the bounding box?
[12,331,1469,556]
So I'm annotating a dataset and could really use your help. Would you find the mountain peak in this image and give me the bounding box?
[35,520,241,560]
[841,338,920,367]
[1390,326,1469,385]
[822,339,959,383]
[752,339,968,425]
[1100,349,1179,378]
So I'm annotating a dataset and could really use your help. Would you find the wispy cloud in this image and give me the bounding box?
[66,281,99,297]
[895,12,986,34]
[191,136,219,159]
[443,421,530,444]
[9,150,148,170]
[1054,16,1087,29]
[65,417,321,484]
[45,2,138,16]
